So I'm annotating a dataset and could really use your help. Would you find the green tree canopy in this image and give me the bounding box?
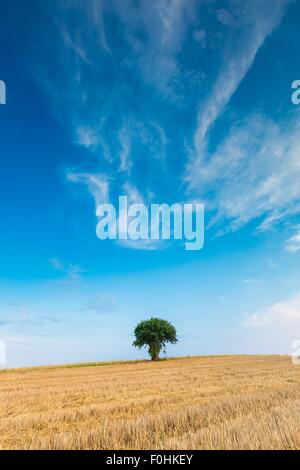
[133,317,178,361]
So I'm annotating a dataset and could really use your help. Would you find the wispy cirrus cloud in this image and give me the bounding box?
[67,172,109,207]
[0,304,59,327]
[118,123,132,174]
[32,0,295,250]
[187,111,300,234]
[192,0,291,155]
[185,1,295,238]
[50,257,88,281]
[112,0,197,95]
[34,0,191,221]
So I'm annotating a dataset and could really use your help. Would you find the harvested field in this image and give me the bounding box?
[0,355,299,450]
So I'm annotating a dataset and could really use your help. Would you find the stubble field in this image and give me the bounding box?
[0,355,300,450]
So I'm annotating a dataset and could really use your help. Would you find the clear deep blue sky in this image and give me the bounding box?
[1,0,300,367]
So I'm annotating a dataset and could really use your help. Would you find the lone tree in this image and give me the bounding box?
[133,317,178,361]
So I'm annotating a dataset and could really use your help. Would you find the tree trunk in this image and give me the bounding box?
[149,343,160,361]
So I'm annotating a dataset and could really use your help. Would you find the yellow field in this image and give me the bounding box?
[1,355,300,450]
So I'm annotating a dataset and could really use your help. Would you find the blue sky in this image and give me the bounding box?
[1,0,300,367]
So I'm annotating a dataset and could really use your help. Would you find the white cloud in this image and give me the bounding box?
[58,0,111,57]
[187,3,291,235]
[118,124,132,173]
[285,228,300,253]
[245,293,300,327]
[31,0,198,251]
[50,257,88,281]
[112,0,196,95]
[33,0,114,160]
[32,0,295,249]
[86,0,111,54]
[193,0,290,154]
[149,121,169,164]
[76,126,99,149]
[123,182,144,205]
[75,123,112,161]
[59,25,91,64]
[0,304,59,327]
[67,172,109,207]
[187,112,300,233]
[67,264,88,281]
